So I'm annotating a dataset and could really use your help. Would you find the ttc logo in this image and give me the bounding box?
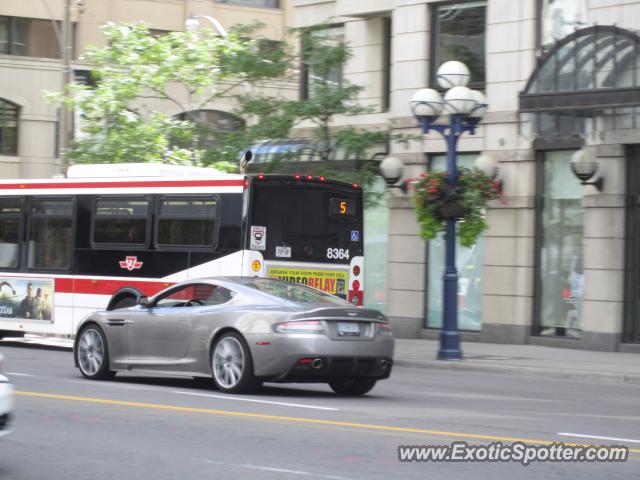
[119,256,143,271]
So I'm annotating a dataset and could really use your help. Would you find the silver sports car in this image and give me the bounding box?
[74,277,394,395]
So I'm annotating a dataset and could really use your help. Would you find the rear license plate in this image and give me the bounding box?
[337,322,360,336]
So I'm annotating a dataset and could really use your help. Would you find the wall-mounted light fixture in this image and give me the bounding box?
[570,148,604,192]
[474,153,503,193]
[379,156,408,193]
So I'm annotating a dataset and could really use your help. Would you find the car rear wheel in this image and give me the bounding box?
[329,378,377,396]
[75,326,115,380]
[211,332,261,394]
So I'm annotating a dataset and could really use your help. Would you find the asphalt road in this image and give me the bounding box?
[0,343,638,480]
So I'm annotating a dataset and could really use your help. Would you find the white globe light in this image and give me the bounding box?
[410,88,443,118]
[443,86,476,115]
[469,90,488,119]
[571,148,597,177]
[436,61,471,89]
[474,153,498,177]
[185,17,201,32]
[380,156,404,184]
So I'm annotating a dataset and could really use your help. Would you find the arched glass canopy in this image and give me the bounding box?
[519,26,640,140]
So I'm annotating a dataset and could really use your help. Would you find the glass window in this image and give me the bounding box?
[426,154,484,331]
[0,197,21,268]
[539,0,588,54]
[0,99,18,156]
[0,16,63,59]
[432,1,486,86]
[538,150,583,337]
[28,198,73,270]
[247,278,348,305]
[155,284,234,307]
[176,110,244,150]
[156,197,217,248]
[214,0,279,8]
[302,25,345,100]
[93,197,149,245]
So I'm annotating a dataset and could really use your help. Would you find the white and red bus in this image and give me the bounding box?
[0,164,364,337]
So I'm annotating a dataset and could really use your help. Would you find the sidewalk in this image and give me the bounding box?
[2,335,640,385]
[394,338,640,384]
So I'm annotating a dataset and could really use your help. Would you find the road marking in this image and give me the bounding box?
[558,432,640,444]
[173,390,339,411]
[14,390,640,453]
[203,460,358,479]
[7,372,37,377]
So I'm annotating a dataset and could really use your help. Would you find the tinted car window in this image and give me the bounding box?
[247,279,347,305]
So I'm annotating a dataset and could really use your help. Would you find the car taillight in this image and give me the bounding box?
[375,322,393,337]
[273,320,325,334]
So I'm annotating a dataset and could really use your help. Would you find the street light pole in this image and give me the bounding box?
[59,0,73,172]
[410,61,487,361]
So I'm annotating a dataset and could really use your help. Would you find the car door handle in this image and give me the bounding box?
[106,318,131,326]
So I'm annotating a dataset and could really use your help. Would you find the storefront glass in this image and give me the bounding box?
[426,154,484,331]
[364,178,388,314]
[538,150,583,337]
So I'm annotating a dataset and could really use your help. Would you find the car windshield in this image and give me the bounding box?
[246,278,348,306]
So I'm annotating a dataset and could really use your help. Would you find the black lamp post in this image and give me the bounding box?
[409,61,488,360]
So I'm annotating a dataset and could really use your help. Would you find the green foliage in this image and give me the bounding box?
[412,168,500,247]
[46,20,414,196]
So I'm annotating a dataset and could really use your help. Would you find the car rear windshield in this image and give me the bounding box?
[246,278,348,305]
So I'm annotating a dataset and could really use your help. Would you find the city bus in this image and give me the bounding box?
[0,163,364,337]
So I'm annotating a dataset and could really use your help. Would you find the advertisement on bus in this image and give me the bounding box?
[267,267,348,299]
[0,278,54,322]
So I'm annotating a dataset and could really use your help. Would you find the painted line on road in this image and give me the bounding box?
[14,390,640,453]
[203,459,358,479]
[173,391,339,411]
[7,372,37,377]
[558,432,640,444]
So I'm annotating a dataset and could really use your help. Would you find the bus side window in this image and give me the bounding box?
[155,196,218,249]
[27,198,74,270]
[93,196,149,247]
[0,197,21,269]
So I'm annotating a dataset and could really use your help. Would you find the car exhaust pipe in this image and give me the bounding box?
[311,358,324,370]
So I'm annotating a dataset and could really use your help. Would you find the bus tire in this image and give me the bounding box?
[329,378,377,396]
[210,332,261,394]
[75,325,116,380]
[113,296,137,310]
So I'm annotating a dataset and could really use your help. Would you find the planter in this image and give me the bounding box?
[436,201,469,220]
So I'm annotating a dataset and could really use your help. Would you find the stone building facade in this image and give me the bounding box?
[292,0,640,352]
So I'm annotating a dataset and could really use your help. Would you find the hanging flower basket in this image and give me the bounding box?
[412,168,501,247]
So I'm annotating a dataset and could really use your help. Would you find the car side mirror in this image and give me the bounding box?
[137,296,149,307]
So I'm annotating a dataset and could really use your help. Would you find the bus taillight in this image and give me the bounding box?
[352,183,360,189]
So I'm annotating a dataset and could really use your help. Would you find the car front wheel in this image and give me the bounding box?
[329,378,377,396]
[211,332,261,394]
[75,325,115,380]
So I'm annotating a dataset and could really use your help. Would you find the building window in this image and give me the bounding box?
[177,110,245,149]
[432,1,486,87]
[0,197,21,269]
[0,16,65,59]
[539,0,588,54]
[425,153,484,331]
[0,99,18,156]
[536,150,583,338]
[215,0,279,8]
[382,17,391,112]
[301,25,345,100]
[27,198,74,270]
[92,197,149,247]
[156,196,218,248]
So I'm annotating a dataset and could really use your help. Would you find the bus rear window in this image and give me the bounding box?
[156,196,217,248]
[93,197,149,246]
[249,182,363,263]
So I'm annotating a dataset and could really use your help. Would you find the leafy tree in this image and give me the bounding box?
[46,21,414,197]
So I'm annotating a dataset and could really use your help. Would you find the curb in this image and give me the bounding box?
[394,359,640,385]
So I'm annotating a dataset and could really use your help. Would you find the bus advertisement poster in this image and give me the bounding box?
[267,267,348,298]
[0,278,54,322]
